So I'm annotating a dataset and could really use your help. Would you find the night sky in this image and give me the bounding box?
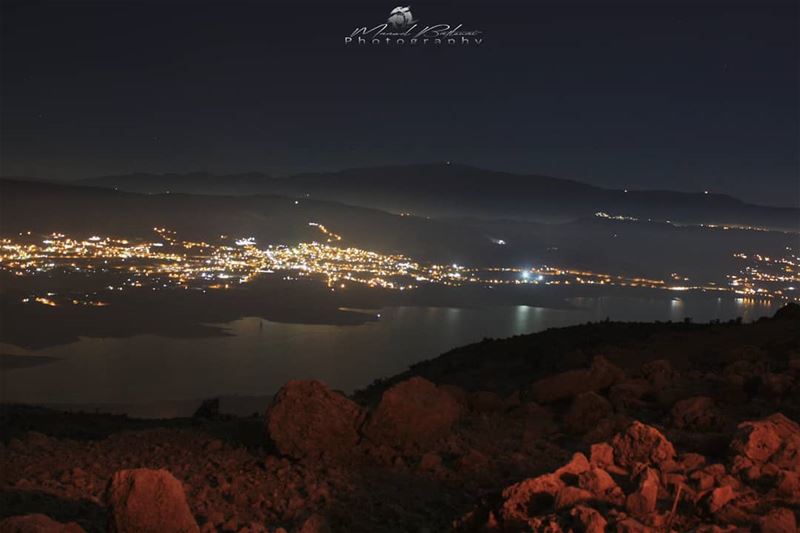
[2,0,797,206]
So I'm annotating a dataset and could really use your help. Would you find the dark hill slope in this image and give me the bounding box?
[74,164,799,229]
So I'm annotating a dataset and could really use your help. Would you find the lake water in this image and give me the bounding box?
[0,295,781,417]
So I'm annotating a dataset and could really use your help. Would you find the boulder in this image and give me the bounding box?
[456,448,490,472]
[730,414,800,476]
[775,470,799,502]
[554,486,593,510]
[758,508,797,533]
[362,377,462,451]
[670,396,723,431]
[615,517,656,533]
[295,514,331,533]
[106,468,199,533]
[589,443,616,469]
[705,485,736,514]
[611,421,676,468]
[418,452,443,472]
[690,466,719,491]
[578,466,625,505]
[625,467,660,516]
[760,372,795,397]
[530,356,625,403]
[678,452,707,472]
[527,515,564,532]
[512,402,557,441]
[0,515,85,533]
[609,379,652,411]
[723,358,766,387]
[265,380,364,460]
[569,505,607,533]
[499,453,590,524]
[584,414,630,444]
[640,359,674,391]
[500,472,565,522]
[564,392,613,434]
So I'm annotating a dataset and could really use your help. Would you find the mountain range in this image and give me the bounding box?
[72,164,798,231]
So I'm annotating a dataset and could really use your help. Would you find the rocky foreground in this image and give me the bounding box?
[1,304,799,532]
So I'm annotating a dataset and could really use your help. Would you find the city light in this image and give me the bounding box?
[1,226,796,306]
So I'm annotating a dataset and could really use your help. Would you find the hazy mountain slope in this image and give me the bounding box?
[0,179,489,263]
[73,164,799,230]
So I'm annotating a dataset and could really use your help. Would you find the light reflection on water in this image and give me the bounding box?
[0,296,782,411]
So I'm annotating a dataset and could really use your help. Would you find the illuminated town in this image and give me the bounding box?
[1,223,797,307]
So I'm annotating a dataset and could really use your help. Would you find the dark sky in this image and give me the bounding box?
[2,0,797,206]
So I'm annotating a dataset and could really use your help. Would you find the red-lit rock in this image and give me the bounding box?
[670,396,723,431]
[584,413,632,445]
[296,514,331,533]
[589,442,615,469]
[760,372,794,397]
[758,507,797,533]
[264,380,364,461]
[499,453,590,524]
[578,466,624,505]
[730,413,800,478]
[615,517,657,533]
[419,452,443,472]
[569,505,607,533]
[106,468,199,533]
[527,515,564,532]
[611,421,676,468]
[455,448,490,472]
[608,379,652,412]
[564,391,613,434]
[678,452,707,472]
[0,515,85,533]
[554,486,593,510]
[362,377,462,452]
[530,356,625,403]
[706,485,736,514]
[640,359,674,391]
[625,467,660,516]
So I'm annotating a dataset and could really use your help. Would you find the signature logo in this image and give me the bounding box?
[388,6,416,29]
[345,6,484,46]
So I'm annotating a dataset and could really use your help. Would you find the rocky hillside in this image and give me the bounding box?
[1,304,798,532]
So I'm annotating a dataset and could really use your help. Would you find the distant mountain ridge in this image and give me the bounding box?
[23,163,800,230]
